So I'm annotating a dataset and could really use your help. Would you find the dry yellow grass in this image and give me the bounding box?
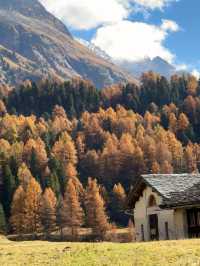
[1,237,200,266]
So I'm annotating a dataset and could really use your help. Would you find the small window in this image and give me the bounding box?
[189,212,196,227]
[148,195,157,207]
[165,222,169,240]
[141,224,145,241]
[197,212,200,226]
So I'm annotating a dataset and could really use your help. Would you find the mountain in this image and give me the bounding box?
[78,38,177,79]
[0,0,135,88]
[119,57,176,79]
[76,38,112,62]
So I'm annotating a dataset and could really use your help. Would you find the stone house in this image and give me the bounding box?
[129,174,200,241]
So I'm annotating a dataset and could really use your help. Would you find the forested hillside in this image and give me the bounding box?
[0,72,200,238]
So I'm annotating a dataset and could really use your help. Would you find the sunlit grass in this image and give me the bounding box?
[1,236,200,266]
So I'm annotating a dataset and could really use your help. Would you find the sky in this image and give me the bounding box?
[40,0,200,77]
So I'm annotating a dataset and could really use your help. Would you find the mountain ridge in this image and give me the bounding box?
[78,39,177,79]
[0,0,136,88]
[120,56,176,78]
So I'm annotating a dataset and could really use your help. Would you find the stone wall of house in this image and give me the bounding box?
[134,186,187,241]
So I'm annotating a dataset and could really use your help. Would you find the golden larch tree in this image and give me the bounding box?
[178,113,190,131]
[24,177,43,234]
[85,178,110,239]
[151,161,160,174]
[60,179,84,239]
[113,183,126,210]
[52,132,77,167]
[10,185,26,235]
[17,163,33,190]
[40,188,57,238]
[64,163,85,199]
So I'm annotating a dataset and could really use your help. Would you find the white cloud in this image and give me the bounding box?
[40,0,128,30]
[192,69,200,79]
[175,64,187,71]
[161,19,180,32]
[39,0,180,64]
[92,20,178,63]
[40,0,179,30]
[174,63,200,78]
[129,0,178,10]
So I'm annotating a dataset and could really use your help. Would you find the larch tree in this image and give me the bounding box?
[184,144,197,173]
[160,160,174,174]
[110,183,127,226]
[151,161,160,174]
[59,179,84,239]
[0,99,7,116]
[85,178,110,239]
[17,163,33,190]
[100,134,121,184]
[143,136,156,170]
[187,75,198,96]
[23,177,43,235]
[178,113,190,132]
[23,138,48,171]
[10,185,26,235]
[52,105,72,135]
[113,183,126,208]
[40,188,57,238]
[168,112,177,133]
[52,132,77,168]
[80,149,99,183]
[64,163,84,200]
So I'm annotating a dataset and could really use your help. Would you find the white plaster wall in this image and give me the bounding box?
[134,186,179,241]
[158,209,175,240]
[174,209,188,239]
[134,186,162,241]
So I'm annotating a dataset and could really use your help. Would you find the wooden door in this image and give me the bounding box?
[187,209,200,238]
[149,214,159,240]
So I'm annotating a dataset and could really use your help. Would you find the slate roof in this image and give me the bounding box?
[129,174,200,208]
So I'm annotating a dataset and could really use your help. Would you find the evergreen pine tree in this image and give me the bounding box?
[2,164,16,217]
[45,171,61,197]
[30,149,40,182]
[0,203,6,234]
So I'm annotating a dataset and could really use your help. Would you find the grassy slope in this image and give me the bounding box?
[1,238,200,266]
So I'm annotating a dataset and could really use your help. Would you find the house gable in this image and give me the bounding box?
[133,185,177,241]
[134,186,163,219]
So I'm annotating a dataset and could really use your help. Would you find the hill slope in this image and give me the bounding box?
[0,0,135,88]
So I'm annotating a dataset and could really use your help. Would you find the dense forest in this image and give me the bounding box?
[0,72,200,238]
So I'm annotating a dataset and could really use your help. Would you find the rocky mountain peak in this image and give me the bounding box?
[0,0,71,36]
[0,0,135,88]
[0,0,44,16]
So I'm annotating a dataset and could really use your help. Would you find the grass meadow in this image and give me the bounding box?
[1,236,200,265]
